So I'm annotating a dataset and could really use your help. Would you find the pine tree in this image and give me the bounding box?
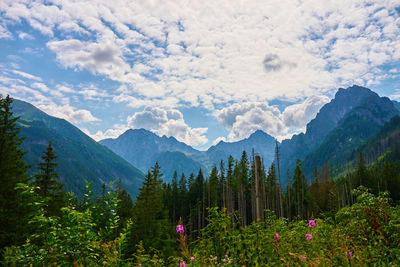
[171,170,179,223]
[34,142,66,216]
[0,95,30,249]
[209,165,219,207]
[116,179,134,232]
[127,162,170,255]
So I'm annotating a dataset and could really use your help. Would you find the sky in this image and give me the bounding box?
[1,0,400,150]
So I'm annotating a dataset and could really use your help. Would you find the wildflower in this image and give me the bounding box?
[301,256,307,260]
[345,251,352,258]
[180,262,186,267]
[274,233,280,240]
[191,256,196,261]
[305,233,313,240]
[308,219,316,227]
[176,224,184,234]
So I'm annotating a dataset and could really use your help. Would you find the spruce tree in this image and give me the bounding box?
[116,179,133,232]
[0,95,30,249]
[127,162,170,256]
[34,142,66,216]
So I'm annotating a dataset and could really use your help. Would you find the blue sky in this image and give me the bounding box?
[1,0,400,150]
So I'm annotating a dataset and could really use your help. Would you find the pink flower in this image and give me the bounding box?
[176,224,184,234]
[301,256,307,260]
[180,262,186,267]
[191,256,196,261]
[274,233,280,240]
[308,219,316,227]
[346,251,352,258]
[305,233,313,240]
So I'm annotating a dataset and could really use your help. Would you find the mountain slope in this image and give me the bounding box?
[13,99,144,198]
[353,115,400,164]
[100,129,204,180]
[154,151,203,182]
[393,100,400,112]
[206,130,276,168]
[279,85,379,179]
[301,95,400,178]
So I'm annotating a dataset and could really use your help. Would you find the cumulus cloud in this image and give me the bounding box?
[216,102,287,141]
[282,95,330,128]
[127,107,208,146]
[212,136,227,146]
[263,54,296,72]
[47,40,131,81]
[38,104,100,124]
[82,124,128,141]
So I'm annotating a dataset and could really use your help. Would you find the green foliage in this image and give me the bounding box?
[3,181,128,266]
[190,187,400,266]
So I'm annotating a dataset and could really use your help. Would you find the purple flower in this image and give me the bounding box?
[176,224,184,234]
[191,256,196,261]
[346,251,352,258]
[180,262,186,267]
[274,233,280,240]
[301,256,307,260]
[305,233,313,240]
[308,219,316,227]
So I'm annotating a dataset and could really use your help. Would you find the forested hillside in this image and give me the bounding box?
[13,99,144,197]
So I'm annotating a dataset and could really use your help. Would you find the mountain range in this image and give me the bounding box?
[13,84,400,194]
[99,128,276,183]
[100,85,400,184]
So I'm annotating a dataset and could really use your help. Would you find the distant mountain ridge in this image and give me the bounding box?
[13,99,144,198]
[99,85,400,184]
[206,130,276,167]
[100,128,277,183]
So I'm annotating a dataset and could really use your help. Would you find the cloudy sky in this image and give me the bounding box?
[1,0,400,150]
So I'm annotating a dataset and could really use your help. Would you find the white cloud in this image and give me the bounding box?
[216,102,287,141]
[38,104,100,124]
[282,95,330,128]
[0,24,12,39]
[17,31,33,40]
[82,124,128,141]
[127,107,208,146]
[47,40,131,81]
[31,82,50,92]
[212,136,227,146]
[12,70,42,81]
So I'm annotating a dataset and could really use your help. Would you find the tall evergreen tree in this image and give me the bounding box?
[127,162,171,256]
[116,179,134,232]
[0,95,30,249]
[34,142,66,216]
